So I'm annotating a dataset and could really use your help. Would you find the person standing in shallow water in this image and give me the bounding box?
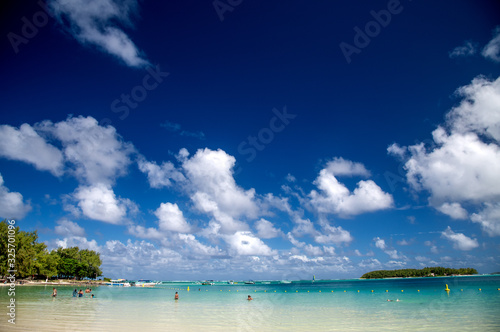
[174,292,179,300]
[73,289,78,297]
[51,288,57,297]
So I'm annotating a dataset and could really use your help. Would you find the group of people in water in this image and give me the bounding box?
[73,288,94,298]
[51,287,94,298]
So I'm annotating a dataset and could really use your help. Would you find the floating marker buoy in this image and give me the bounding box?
[417,290,420,292]
[307,291,309,293]
[274,290,276,293]
[386,290,388,292]
[479,288,482,291]
[187,287,190,291]
[285,291,287,293]
[296,290,298,292]
[445,284,450,292]
[371,290,374,292]
[344,290,346,293]
[331,290,333,292]
[401,290,404,292]
[357,290,360,293]
[319,290,321,293]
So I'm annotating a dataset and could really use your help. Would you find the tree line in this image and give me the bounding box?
[0,220,102,280]
[361,267,478,279]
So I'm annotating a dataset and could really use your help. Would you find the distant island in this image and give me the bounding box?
[361,267,478,279]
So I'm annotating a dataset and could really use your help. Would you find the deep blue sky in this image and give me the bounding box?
[1,0,500,280]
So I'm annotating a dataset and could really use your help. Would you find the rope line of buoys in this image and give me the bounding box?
[165,285,498,293]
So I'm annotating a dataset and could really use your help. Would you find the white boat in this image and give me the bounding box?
[202,280,215,285]
[280,280,292,284]
[133,280,159,287]
[106,279,131,287]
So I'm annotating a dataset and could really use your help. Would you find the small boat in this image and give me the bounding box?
[106,279,131,287]
[280,280,292,284]
[201,280,215,285]
[134,280,159,287]
[244,281,255,285]
[227,280,234,285]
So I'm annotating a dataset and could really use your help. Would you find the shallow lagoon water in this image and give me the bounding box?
[1,276,499,331]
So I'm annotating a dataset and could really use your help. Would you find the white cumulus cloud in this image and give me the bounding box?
[436,202,468,220]
[471,203,500,236]
[155,202,191,233]
[37,116,135,186]
[0,123,64,176]
[393,76,500,236]
[54,219,86,237]
[310,159,393,217]
[138,158,185,188]
[441,226,479,251]
[225,231,274,256]
[482,26,500,63]
[255,218,282,239]
[74,183,134,224]
[0,173,31,219]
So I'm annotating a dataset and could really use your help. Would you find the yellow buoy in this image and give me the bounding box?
[285,290,287,293]
[307,291,309,293]
[371,290,374,293]
[401,290,404,292]
[357,290,360,293]
[319,290,321,293]
[386,290,388,292]
[445,284,450,292]
[344,290,346,293]
[187,287,190,291]
[331,290,333,292]
[479,288,482,291]
[417,290,420,292]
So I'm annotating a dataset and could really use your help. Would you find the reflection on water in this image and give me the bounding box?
[1,276,499,331]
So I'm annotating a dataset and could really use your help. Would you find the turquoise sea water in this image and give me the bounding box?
[1,275,499,331]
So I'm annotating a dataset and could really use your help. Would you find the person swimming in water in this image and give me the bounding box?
[52,288,57,297]
[247,295,253,301]
[73,289,78,297]
[174,292,179,300]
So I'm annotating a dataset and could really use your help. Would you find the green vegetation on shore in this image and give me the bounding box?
[361,267,478,279]
[0,220,102,280]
